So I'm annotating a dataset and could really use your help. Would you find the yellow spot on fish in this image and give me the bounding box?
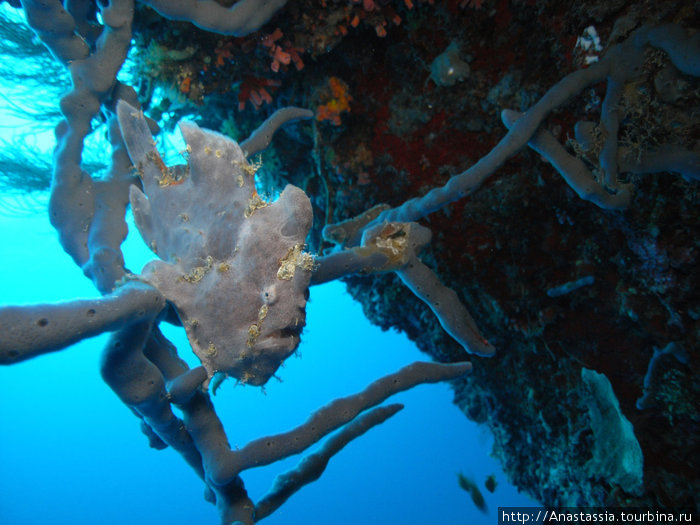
[277,244,315,280]
[180,256,214,283]
[244,193,268,218]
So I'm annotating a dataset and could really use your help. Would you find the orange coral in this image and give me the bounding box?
[262,28,305,72]
[213,40,234,67]
[179,75,192,94]
[316,77,352,126]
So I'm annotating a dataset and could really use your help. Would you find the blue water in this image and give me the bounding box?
[0,205,536,523]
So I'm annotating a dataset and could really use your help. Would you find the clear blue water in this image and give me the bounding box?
[0,9,536,522]
[0,204,536,523]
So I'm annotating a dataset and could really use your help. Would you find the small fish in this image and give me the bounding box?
[457,472,488,513]
[485,474,497,493]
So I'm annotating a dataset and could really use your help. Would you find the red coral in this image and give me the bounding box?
[238,76,281,111]
[262,28,306,72]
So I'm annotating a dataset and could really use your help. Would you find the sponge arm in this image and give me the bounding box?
[0,281,165,364]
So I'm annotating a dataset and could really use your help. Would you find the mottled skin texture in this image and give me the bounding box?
[120,104,313,385]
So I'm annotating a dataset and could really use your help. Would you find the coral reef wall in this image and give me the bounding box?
[316,1,700,507]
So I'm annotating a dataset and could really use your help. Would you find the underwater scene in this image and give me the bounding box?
[0,1,698,524]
